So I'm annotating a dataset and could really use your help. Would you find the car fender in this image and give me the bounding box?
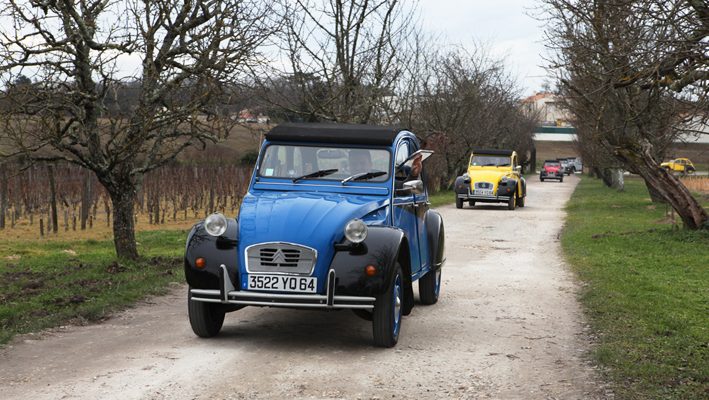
[184,218,239,290]
[454,175,469,194]
[329,226,407,297]
[425,210,445,271]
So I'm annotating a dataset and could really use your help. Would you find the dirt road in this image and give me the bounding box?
[0,175,607,399]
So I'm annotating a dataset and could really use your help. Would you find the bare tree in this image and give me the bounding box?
[258,0,417,123]
[0,0,279,258]
[405,47,537,187]
[542,0,708,229]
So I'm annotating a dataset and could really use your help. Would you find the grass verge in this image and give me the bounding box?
[562,176,708,399]
[429,189,455,208]
[0,230,188,345]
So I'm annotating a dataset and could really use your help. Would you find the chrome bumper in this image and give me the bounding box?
[189,265,375,310]
[457,191,510,201]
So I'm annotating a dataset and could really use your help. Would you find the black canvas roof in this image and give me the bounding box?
[472,148,514,156]
[265,123,403,146]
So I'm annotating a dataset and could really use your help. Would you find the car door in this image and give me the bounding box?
[412,148,429,273]
[392,139,422,274]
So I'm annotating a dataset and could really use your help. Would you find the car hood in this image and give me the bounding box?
[466,168,510,183]
[238,191,388,249]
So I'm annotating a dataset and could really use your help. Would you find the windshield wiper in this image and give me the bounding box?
[292,168,338,183]
[341,170,387,184]
[482,163,497,166]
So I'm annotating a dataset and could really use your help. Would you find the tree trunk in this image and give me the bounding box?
[616,147,708,230]
[81,170,91,230]
[47,164,59,234]
[0,166,7,229]
[644,180,666,203]
[108,189,139,260]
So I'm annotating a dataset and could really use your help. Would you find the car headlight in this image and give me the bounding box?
[204,213,228,237]
[344,218,368,243]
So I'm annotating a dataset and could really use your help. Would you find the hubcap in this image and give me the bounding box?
[434,269,442,297]
[393,274,402,337]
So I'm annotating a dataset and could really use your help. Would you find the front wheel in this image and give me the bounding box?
[518,194,525,208]
[419,268,441,305]
[468,200,475,207]
[373,263,403,347]
[188,288,226,338]
[455,197,463,209]
[507,193,516,210]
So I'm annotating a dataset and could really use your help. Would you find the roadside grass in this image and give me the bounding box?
[0,230,188,345]
[429,189,455,208]
[562,176,709,399]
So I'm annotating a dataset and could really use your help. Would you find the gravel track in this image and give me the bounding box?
[0,174,608,399]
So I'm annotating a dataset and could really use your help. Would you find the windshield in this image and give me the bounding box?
[470,155,511,167]
[258,144,391,182]
[545,162,560,167]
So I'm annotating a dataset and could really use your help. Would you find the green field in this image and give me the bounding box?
[0,230,187,345]
[562,177,709,399]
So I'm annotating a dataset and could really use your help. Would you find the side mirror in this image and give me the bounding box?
[514,166,522,172]
[397,179,424,196]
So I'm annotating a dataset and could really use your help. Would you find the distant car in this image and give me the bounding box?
[566,157,582,173]
[540,160,564,182]
[661,158,695,175]
[184,123,445,348]
[453,149,527,210]
[557,158,572,175]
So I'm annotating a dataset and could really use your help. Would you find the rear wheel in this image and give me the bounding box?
[540,176,544,182]
[468,200,475,207]
[373,264,403,348]
[507,193,516,210]
[518,194,525,208]
[419,268,441,305]
[188,288,225,338]
[560,175,564,183]
[455,197,463,209]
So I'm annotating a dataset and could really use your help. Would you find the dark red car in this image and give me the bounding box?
[540,160,564,182]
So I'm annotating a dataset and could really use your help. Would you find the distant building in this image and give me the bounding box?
[521,92,573,127]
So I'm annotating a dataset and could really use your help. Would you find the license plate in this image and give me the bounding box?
[474,189,493,196]
[247,274,317,293]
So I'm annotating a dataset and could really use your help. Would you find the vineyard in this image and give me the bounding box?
[0,162,252,239]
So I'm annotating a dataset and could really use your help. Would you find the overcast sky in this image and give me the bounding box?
[418,0,549,97]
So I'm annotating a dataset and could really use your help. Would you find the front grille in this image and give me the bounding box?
[475,182,493,189]
[246,242,317,275]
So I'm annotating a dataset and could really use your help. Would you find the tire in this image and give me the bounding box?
[419,267,441,305]
[540,176,544,182]
[455,197,463,209]
[507,193,516,210]
[468,200,475,207]
[373,263,403,348]
[687,167,695,175]
[518,194,525,208]
[560,175,564,183]
[188,288,225,338]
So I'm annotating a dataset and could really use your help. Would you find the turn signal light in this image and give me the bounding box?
[195,257,206,269]
[365,265,377,277]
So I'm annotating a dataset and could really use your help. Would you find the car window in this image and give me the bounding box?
[259,145,391,181]
[471,155,510,167]
[395,142,409,166]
